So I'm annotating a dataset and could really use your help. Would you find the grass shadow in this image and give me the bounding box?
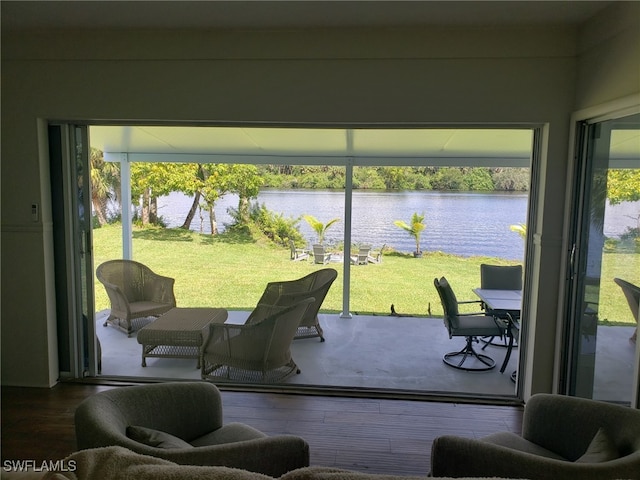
[133,227,195,242]
[199,229,265,246]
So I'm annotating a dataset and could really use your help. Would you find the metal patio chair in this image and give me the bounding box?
[434,276,507,371]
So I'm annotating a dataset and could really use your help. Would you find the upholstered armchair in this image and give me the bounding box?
[74,382,309,477]
[430,393,640,479]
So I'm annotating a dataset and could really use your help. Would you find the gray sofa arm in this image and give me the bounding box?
[430,434,636,480]
[149,434,309,477]
[522,393,640,461]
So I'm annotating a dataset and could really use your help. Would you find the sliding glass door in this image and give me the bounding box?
[564,113,640,405]
[49,124,98,378]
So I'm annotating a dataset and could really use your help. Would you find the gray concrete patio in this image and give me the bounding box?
[95,310,637,403]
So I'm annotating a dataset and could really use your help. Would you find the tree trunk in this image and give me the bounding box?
[238,195,250,224]
[150,196,158,224]
[141,188,150,225]
[180,191,201,229]
[209,204,218,235]
[92,197,109,226]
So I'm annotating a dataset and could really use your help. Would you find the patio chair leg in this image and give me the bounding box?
[443,337,496,371]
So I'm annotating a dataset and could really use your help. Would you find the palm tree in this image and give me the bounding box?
[90,147,120,226]
[303,214,340,244]
[510,223,527,240]
[394,212,426,256]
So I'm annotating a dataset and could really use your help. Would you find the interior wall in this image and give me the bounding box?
[575,1,640,109]
[1,25,579,389]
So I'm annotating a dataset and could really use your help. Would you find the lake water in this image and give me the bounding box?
[158,190,529,260]
[156,189,638,262]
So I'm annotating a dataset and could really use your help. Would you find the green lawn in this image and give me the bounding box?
[92,224,639,325]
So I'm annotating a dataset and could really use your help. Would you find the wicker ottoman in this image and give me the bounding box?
[137,307,228,368]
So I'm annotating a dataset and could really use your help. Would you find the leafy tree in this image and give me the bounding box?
[394,212,426,255]
[608,169,640,239]
[607,170,640,205]
[225,164,264,225]
[461,167,494,191]
[198,164,234,235]
[492,168,530,191]
[353,167,386,189]
[303,214,340,244]
[130,163,192,226]
[430,168,467,190]
[378,167,409,189]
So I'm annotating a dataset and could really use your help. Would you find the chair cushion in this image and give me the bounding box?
[190,422,267,447]
[575,428,619,463]
[481,432,567,461]
[126,425,194,449]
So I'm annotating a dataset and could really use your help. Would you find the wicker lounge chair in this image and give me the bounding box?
[96,259,176,336]
[614,277,639,343]
[254,268,338,341]
[201,297,315,383]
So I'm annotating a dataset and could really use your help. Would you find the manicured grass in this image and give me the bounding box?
[92,224,639,325]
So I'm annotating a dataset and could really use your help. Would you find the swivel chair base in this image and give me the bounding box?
[443,337,496,371]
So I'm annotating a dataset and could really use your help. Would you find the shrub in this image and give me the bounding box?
[228,202,305,247]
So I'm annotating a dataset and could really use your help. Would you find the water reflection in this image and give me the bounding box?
[159,189,528,261]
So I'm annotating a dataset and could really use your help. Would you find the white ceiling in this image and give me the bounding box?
[91,125,535,167]
[90,124,638,168]
[1,1,613,32]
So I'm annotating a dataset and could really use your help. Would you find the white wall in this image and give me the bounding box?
[575,2,640,109]
[1,11,634,391]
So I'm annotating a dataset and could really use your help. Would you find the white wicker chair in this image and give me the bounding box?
[96,259,176,336]
[254,268,338,341]
[614,277,639,343]
[201,297,315,383]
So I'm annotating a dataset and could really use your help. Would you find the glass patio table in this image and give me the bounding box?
[473,288,522,374]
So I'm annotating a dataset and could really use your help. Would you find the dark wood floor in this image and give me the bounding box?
[1,382,523,476]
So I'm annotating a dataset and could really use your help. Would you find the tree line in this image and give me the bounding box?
[90,148,639,242]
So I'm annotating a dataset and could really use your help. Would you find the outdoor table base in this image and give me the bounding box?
[137,307,228,368]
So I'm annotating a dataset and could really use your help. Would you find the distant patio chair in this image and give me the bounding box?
[289,239,310,261]
[312,244,332,264]
[367,244,386,264]
[614,277,639,343]
[479,263,523,348]
[254,268,338,341]
[96,259,176,336]
[434,276,507,371]
[350,245,371,265]
[201,297,315,383]
[480,264,523,292]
